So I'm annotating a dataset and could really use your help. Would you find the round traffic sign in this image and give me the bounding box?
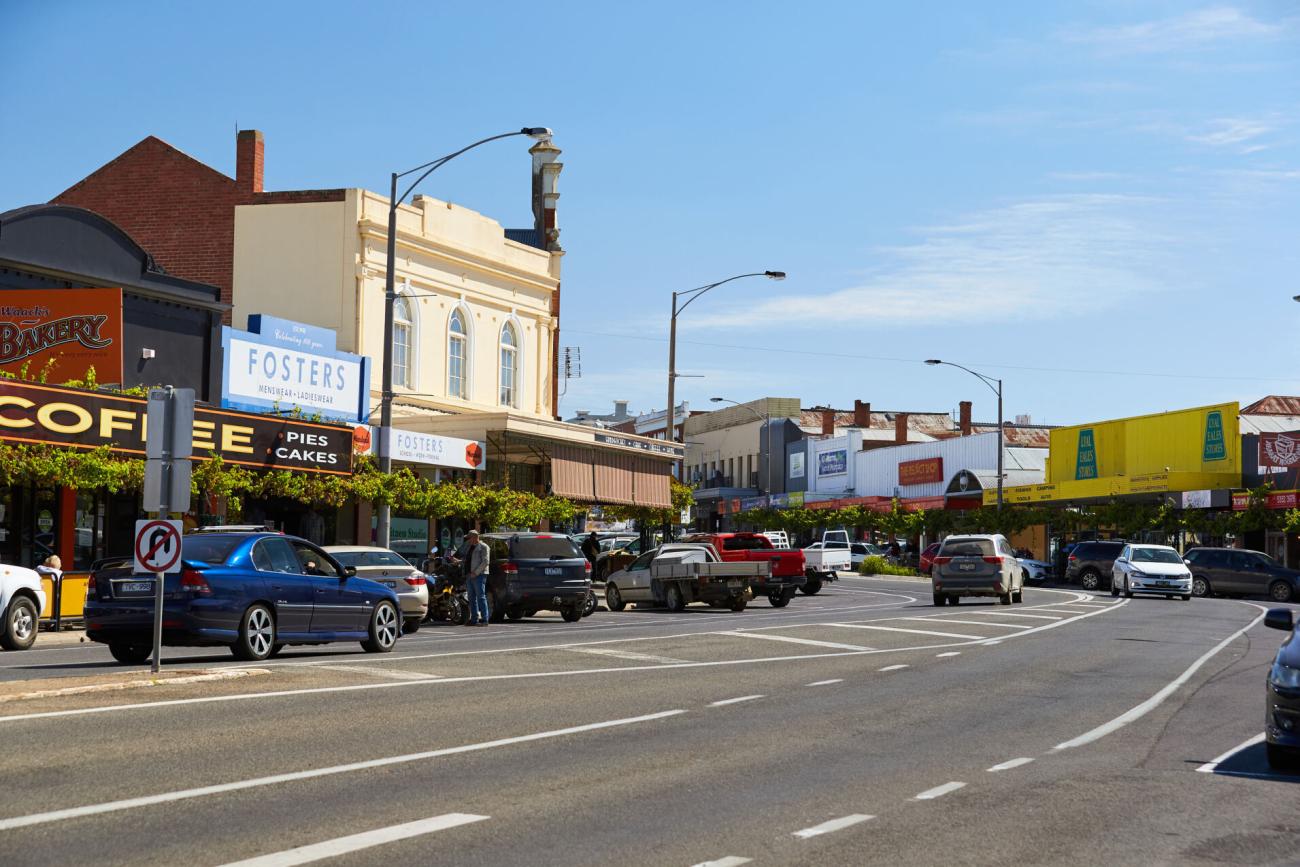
[135,520,183,573]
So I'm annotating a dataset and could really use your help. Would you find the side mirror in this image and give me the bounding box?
[1264,608,1295,632]
[344,565,358,578]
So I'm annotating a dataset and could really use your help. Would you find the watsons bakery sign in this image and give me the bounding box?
[221,314,369,423]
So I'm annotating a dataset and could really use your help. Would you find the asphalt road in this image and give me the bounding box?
[0,575,1297,866]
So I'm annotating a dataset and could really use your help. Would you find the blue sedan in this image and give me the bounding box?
[85,531,402,664]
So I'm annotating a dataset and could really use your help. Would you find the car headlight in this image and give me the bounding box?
[1130,569,1145,578]
[1270,661,1300,689]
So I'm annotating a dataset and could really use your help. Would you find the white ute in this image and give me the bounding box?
[802,530,853,595]
[1,563,47,651]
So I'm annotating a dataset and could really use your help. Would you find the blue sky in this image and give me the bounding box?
[3,1,1298,427]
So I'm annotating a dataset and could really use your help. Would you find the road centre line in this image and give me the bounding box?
[936,652,961,658]
[1055,603,1267,751]
[718,632,874,652]
[217,813,489,867]
[1196,733,1266,773]
[0,709,686,831]
[987,757,1034,772]
[899,617,1031,630]
[710,695,764,707]
[806,679,844,686]
[878,664,909,672]
[914,782,965,800]
[2,599,1129,725]
[791,814,874,839]
[691,858,751,867]
[828,623,983,640]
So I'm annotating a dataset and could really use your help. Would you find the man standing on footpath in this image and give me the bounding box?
[460,529,491,626]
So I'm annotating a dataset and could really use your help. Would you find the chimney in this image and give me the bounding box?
[854,400,871,428]
[613,400,629,419]
[530,137,563,252]
[821,408,836,437]
[959,401,972,436]
[236,129,264,194]
[895,412,910,444]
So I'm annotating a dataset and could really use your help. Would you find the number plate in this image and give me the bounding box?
[958,562,976,572]
[545,567,562,576]
[122,582,153,593]
[727,579,743,588]
[383,580,398,588]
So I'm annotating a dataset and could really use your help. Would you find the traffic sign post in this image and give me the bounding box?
[141,386,194,674]
[135,518,183,675]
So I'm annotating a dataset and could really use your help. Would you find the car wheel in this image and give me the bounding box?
[1181,594,1191,601]
[730,597,747,612]
[770,588,794,608]
[506,607,526,621]
[1079,570,1100,592]
[232,604,276,661]
[268,643,286,658]
[560,605,583,623]
[664,583,686,612]
[362,601,400,653]
[1,596,39,651]
[108,642,152,665]
[932,591,945,607]
[488,592,505,624]
[947,595,959,606]
[581,590,598,618]
[1266,742,1296,770]
[1022,569,1031,585]
[606,583,627,612]
[1269,580,1294,603]
[1123,577,1133,599]
[403,618,422,634]
[1191,576,1211,598]
[802,575,823,595]
[1012,589,1024,604]
[998,592,1012,605]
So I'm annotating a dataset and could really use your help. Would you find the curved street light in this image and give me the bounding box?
[925,358,1004,511]
[376,128,552,548]
[710,397,772,495]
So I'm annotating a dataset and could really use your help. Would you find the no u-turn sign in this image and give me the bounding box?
[134,519,184,574]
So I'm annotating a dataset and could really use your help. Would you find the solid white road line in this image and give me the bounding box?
[710,695,764,707]
[691,857,751,867]
[914,782,966,800]
[829,623,983,640]
[878,664,909,672]
[806,679,844,686]
[566,647,690,664]
[973,611,1062,621]
[720,632,874,652]
[218,813,489,867]
[899,617,1031,630]
[987,757,1034,772]
[791,814,874,839]
[314,665,442,681]
[936,652,961,658]
[0,709,686,831]
[1196,733,1266,774]
[1055,604,1267,751]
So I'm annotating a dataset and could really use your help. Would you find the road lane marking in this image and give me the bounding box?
[692,858,751,867]
[988,757,1034,772]
[971,612,1062,621]
[878,664,909,672]
[566,647,691,664]
[936,652,961,658]
[898,617,1031,630]
[0,709,686,831]
[791,814,874,838]
[1055,603,1267,751]
[719,632,874,651]
[829,623,982,640]
[806,679,843,686]
[710,695,764,707]
[1196,733,1266,774]
[217,813,489,866]
[315,665,442,681]
[914,782,966,800]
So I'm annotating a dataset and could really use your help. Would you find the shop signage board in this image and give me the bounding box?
[0,380,352,475]
[357,426,486,470]
[221,316,370,423]
[1259,431,1300,468]
[817,449,847,476]
[0,288,123,383]
[1232,490,1299,511]
[593,432,682,457]
[898,457,944,486]
[789,452,805,479]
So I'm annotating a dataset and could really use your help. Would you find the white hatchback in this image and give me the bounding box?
[1111,544,1192,600]
[1,563,47,651]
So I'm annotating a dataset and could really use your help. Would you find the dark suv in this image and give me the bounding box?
[1066,540,1126,591]
[482,533,592,623]
[1183,548,1299,602]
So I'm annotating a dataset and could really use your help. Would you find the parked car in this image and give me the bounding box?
[481,532,592,623]
[1263,607,1300,769]
[931,534,1024,606]
[1,562,47,651]
[1065,540,1126,591]
[1184,548,1298,603]
[1018,556,1054,584]
[84,531,402,663]
[803,530,853,594]
[324,546,430,634]
[851,542,886,568]
[681,532,806,606]
[603,543,761,612]
[918,542,942,575]
[1111,544,1192,600]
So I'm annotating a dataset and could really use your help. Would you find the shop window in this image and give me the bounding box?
[74,491,101,570]
[448,309,468,399]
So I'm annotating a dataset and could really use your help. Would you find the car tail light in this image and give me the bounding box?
[1068,554,1078,562]
[983,556,1003,565]
[584,561,592,573]
[503,563,519,575]
[934,556,953,565]
[180,568,211,596]
[407,575,427,586]
[85,572,97,603]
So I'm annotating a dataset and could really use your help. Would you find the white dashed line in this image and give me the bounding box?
[878,664,909,672]
[692,857,751,867]
[791,814,874,839]
[827,623,983,640]
[987,757,1034,772]
[1196,733,1266,773]
[975,612,1062,621]
[914,782,966,800]
[315,666,442,681]
[566,647,691,664]
[936,652,961,658]
[218,813,489,866]
[899,617,1031,630]
[720,632,874,652]
[710,695,765,707]
[806,679,844,687]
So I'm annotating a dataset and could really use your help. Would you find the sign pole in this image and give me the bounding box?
[151,565,164,675]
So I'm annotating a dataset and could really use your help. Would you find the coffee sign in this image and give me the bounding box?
[0,288,123,383]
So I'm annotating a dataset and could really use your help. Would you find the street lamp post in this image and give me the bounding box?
[925,359,1004,511]
[376,128,552,549]
[710,397,771,496]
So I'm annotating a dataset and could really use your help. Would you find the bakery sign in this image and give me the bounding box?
[0,380,352,475]
[898,456,944,486]
[0,288,123,383]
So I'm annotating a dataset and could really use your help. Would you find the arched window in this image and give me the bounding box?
[448,309,468,399]
[392,295,414,389]
[499,322,518,407]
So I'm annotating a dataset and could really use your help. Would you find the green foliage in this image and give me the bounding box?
[601,480,695,526]
[858,555,918,577]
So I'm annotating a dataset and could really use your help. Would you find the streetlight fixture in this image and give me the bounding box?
[376,127,552,549]
[710,397,772,496]
[666,271,785,453]
[925,358,1004,511]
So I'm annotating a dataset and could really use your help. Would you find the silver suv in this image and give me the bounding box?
[931,534,1025,607]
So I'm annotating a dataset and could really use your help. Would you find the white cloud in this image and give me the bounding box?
[1062,6,1283,53]
[692,195,1170,330]
[1187,117,1273,148]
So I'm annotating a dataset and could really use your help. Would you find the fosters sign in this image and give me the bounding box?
[0,380,352,475]
[0,288,123,383]
[358,427,486,471]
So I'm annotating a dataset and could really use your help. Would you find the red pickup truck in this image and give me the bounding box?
[681,533,806,606]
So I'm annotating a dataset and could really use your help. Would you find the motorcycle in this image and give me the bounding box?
[424,559,470,626]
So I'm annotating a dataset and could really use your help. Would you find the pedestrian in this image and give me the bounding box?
[35,555,63,631]
[581,531,600,566]
[457,529,491,626]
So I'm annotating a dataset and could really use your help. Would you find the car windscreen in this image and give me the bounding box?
[723,536,771,551]
[1131,548,1183,564]
[183,535,244,565]
[940,538,994,557]
[513,537,582,560]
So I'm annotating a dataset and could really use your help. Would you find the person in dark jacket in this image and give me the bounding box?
[581,532,601,565]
